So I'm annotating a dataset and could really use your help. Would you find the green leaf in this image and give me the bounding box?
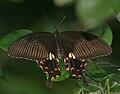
[76,0,113,28]
[85,62,108,79]
[72,81,99,94]
[0,29,32,51]
[112,0,120,13]
[73,76,120,94]
[110,82,120,92]
[87,24,113,45]
[52,60,70,81]
[46,59,70,82]
[100,77,120,93]
[111,73,120,84]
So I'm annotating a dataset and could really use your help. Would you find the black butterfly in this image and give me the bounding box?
[7,29,112,88]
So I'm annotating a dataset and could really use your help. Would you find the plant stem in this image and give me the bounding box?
[106,79,110,94]
[78,89,82,94]
[82,89,84,94]
[99,83,105,94]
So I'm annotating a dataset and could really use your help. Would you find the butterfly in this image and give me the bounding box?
[7,29,112,88]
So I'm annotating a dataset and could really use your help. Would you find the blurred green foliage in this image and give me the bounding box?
[76,0,120,28]
[0,0,120,94]
[87,24,113,45]
[0,29,32,51]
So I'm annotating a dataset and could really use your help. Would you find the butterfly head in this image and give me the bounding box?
[53,28,60,34]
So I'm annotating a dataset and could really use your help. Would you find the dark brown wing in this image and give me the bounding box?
[8,32,57,61]
[60,31,112,59]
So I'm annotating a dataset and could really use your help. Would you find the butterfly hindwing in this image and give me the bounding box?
[60,31,112,83]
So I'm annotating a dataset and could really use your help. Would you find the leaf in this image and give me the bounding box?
[111,73,120,84]
[110,82,120,92]
[87,24,113,45]
[0,29,32,51]
[98,75,120,93]
[85,61,108,79]
[73,76,120,94]
[76,0,113,28]
[72,81,99,94]
[52,59,70,81]
[112,0,120,13]
[46,59,70,82]
[101,77,120,93]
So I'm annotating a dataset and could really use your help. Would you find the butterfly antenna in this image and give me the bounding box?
[55,16,66,29]
[43,12,55,27]
[43,12,66,30]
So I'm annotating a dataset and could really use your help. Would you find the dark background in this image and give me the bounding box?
[0,0,120,94]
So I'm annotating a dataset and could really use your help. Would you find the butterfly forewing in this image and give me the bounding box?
[60,31,112,59]
[8,32,57,60]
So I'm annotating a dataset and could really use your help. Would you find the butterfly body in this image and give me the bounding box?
[53,29,63,58]
[8,29,112,88]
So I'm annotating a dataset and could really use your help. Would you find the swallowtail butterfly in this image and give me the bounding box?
[7,29,112,88]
